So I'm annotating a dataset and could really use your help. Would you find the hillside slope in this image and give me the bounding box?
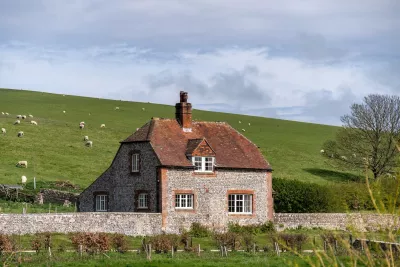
[0,88,353,189]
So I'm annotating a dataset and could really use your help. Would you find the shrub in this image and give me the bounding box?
[70,232,110,255]
[228,222,275,234]
[189,223,210,238]
[0,235,14,255]
[278,233,308,252]
[112,234,128,253]
[242,232,255,252]
[31,234,42,254]
[150,234,179,253]
[213,232,241,250]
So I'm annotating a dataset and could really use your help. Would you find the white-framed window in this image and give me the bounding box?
[175,194,194,209]
[95,195,108,212]
[228,194,252,214]
[132,153,140,172]
[192,156,214,172]
[138,193,148,209]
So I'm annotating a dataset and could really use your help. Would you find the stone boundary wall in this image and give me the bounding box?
[35,189,79,205]
[1,213,399,236]
[0,213,162,236]
[274,213,400,232]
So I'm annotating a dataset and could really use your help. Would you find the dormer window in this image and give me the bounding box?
[192,156,215,172]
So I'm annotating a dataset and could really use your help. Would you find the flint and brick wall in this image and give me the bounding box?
[0,213,162,236]
[162,169,273,233]
[274,213,400,232]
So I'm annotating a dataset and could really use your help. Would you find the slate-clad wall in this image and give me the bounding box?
[0,213,162,236]
[79,142,159,212]
[163,169,272,233]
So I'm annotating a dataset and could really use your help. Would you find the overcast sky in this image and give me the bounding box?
[0,1,399,125]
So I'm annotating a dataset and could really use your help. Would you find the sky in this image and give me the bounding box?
[0,1,399,126]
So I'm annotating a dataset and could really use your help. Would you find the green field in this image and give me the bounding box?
[0,88,353,189]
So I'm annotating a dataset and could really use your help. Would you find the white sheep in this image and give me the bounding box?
[239,121,241,124]
[1,128,6,134]
[63,110,66,113]
[248,123,251,126]
[30,121,38,125]
[320,149,325,153]
[79,124,85,129]
[16,115,22,119]
[16,161,28,168]
[17,131,24,137]
[5,112,9,116]
[14,120,20,125]
[83,136,89,141]
[340,155,347,161]
[1,112,4,115]
[28,114,33,118]
[115,107,119,110]
[85,140,93,147]
[242,129,246,132]
[21,115,26,119]
[21,175,27,184]
[80,121,85,125]
[100,124,106,128]
[142,107,145,111]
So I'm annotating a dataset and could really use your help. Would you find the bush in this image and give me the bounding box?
[278,233,308,252]
[0,235,14,255]
[112,234,128,253]
[189,223,210,238]
[150,234,179,253]
[228,222,275,235]
[213,232,241,250]
[70,232,110,255]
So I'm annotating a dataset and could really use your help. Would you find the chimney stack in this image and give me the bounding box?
[175,91,192,132]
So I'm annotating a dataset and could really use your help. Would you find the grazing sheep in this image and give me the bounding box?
[320,149,325,153]
[21,115,26,119]
[5,112,9,116]
[1,112,4,115]
[28,114,33,118]
[242,129,246,132]
[142,108,145,111]
[14,120,20,125]
[17,131,24,137]
[1,128,6,134]
[16,161,28,168]
[248,123,251,126]
[63,110,66,113]
[340,155,347,161]
[21,175,27,184]
[79,124,85,129]
[16,115,22,119]
[100,124,106,128]
[85,140,93,147]
[83,136,89,141]
[30,121,37,125]
[115,107,119,110]
[239,121,241,124]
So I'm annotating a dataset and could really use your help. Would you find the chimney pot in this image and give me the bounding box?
[175,91,192,131]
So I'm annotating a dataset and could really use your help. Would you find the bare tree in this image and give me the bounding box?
[322,94,400,179]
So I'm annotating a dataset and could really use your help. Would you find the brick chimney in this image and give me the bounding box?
[175,91,192,132]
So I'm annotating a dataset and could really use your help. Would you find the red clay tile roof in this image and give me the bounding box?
[122,118,271,170]
[185,139,205,155]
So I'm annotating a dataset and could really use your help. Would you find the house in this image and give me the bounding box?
[79,91,273,232]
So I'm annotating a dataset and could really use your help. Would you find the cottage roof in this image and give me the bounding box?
[122,118,271,170]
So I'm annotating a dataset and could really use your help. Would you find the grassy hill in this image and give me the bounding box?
[0,88,355,190]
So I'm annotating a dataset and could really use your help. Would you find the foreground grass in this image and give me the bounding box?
[0,88,357,188]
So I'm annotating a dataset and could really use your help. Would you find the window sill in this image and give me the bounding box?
[228,213,255,218]
[192,172,216,177]
[175,208,196,213]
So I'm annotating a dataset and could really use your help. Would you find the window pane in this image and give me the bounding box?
[205,157,214,171]
[175,194,193,209]
[138,193,148,208]
[193,157,202,171]
[187,195,193,208]
[175,194,180,208]
[132,154,139,172]
[96,195,107,211]
[182,195,187,207]
[228,194,252,214]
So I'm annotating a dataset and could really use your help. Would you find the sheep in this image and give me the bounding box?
[14,120,20,125]
[142,108,145,111]
[79,124,85,129]
[16,161,28,168]
[340,155,347,161]
[63,110,66,113]
[28,114,33,118]
[85,140,93,147]
[115,107,119,110]
[30,121,38,125]
[80,121,85,125]
[5,112,9,116]
[21,115,26,119]
[241,129,246,132]
[1,112,4,115]
[21,175,27,184]
[83,136,89,141]
[320,149,325,153]
[100,124,106,128]
[16,115,22,119]
[239,121,241,124]
[17,131,24,137]
[248,123,251,126]
[1,128,5,134]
